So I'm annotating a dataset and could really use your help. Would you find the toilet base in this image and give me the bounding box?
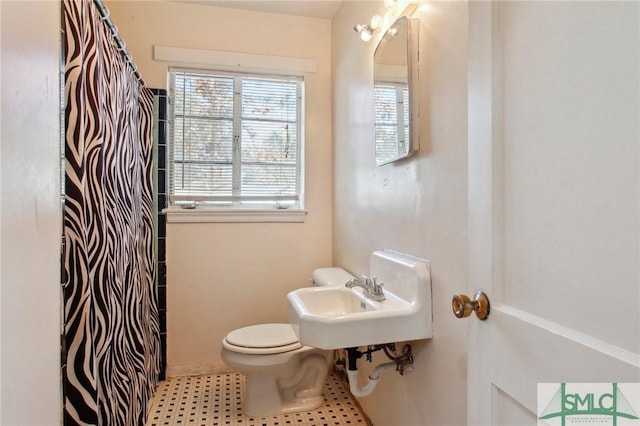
[243,374,325,417]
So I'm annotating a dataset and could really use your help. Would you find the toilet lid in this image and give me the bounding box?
[225,323,302,354]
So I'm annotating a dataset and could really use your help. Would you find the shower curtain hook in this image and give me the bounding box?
[100,5,110,20]
[116,37,127,52]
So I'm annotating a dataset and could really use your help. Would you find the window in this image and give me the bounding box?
[168,69,304,214]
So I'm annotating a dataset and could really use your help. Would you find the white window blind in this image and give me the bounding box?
[374,83,409,164]
[168,69,303,209]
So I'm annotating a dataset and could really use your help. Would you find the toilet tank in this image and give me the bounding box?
[311,267,355,287]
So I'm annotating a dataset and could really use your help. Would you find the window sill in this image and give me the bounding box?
[163,207,307,223]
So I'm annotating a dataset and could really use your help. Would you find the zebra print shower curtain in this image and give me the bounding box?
[62,0,160,424]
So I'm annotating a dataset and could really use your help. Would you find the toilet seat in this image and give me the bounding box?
[223,323,303,355]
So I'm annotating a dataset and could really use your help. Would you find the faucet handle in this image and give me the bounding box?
[371,277,384,294]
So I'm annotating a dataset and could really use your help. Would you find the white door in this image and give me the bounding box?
[466,1,640,425]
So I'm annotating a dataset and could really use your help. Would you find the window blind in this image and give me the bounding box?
[374,83,409,163]
[169,70,303,208]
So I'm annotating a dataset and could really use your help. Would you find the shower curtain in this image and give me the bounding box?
[62,0,159,424]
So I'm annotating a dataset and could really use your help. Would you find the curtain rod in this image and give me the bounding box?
[93,0,144,83]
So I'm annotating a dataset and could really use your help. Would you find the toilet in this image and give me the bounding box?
[221,268,355,417]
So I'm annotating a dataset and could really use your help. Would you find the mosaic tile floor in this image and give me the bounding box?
[145,372,371,426]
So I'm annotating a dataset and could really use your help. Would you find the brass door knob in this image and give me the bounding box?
[451,291,490,320]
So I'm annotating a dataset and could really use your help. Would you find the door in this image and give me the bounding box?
[466,2,640,425]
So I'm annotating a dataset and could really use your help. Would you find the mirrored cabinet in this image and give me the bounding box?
[374,16,419,166]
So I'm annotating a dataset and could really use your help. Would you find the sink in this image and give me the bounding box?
[287,250,432,350]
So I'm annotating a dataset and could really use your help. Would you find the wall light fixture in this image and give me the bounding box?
[353,0,411,42]
[353,15,383,42]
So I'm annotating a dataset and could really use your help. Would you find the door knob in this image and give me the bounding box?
[451,291,490,320]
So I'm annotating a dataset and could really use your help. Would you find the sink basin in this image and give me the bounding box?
[289,286,379,316]
[287,250,432,350]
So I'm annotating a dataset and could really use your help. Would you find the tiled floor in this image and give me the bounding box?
[146,372,371,426]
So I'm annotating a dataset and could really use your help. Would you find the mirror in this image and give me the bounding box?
[374,16,419,166]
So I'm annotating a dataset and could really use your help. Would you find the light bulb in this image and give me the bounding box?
[353,24,364,33]
[370,15,383,30]
[360,28,373,42]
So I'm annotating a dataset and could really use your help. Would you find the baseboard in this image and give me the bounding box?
[166,363,235,378]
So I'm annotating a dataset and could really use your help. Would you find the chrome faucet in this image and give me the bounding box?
[346,275,385,301]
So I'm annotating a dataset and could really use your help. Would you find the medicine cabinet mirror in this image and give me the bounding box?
[374,16,419,166]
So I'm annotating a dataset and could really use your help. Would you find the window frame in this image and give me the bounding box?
[165,68,306,223]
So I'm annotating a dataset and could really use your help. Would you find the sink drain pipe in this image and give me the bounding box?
[345,347,397,397]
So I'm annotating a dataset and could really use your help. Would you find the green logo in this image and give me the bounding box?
[538,383,640,426]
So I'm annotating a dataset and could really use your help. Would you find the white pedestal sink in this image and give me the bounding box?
[287,250,432,350]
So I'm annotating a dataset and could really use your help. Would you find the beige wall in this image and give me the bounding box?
[0,1,62,423]
[332,2,469,425]
[107,2,333,373]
